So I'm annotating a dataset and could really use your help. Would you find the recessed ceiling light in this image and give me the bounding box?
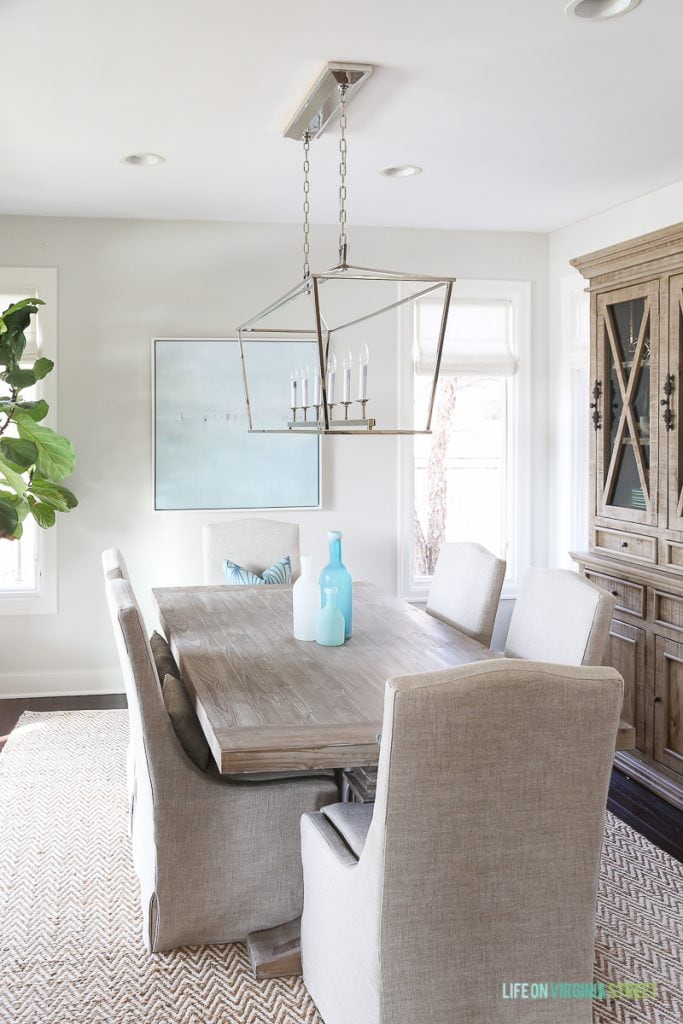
[565,0,640,20]
[123,153,165,167]
[379,165,422,178]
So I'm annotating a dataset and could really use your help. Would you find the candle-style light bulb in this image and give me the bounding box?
[342,350,352,403]
[358,343,369,401]
[290,368,298,409]
[313,363,321,407]
[301,365,310,408]
[327,352,337,405]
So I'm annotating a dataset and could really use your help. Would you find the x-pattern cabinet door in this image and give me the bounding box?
[667,274,683,532]
[595,282,660,527]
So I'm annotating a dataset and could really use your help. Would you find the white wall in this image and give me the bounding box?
[0,216,548,695]
[548,179,683,569]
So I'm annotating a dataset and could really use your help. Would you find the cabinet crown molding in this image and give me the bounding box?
[571,221,683,284]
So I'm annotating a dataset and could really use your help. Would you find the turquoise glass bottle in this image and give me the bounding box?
[320,530,352,639]
[316,587,345,647]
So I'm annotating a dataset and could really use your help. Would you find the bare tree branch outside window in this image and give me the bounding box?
[414,376,490,576]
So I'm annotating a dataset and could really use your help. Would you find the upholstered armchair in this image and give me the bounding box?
[505,567,616,665]
[103,572,337,952]
[426,541,506,647]
[300,659,623,1024]
[202,518,301,584]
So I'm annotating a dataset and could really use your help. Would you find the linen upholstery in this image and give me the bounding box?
[102,546,129,581]
[301,659,623,1024]
[322,801,374,858]
[505,567,616,665]
[203,519,301,584]
[101,548,134,828]
[161,674,211,772]
[426,541,506,646]
[103,573,337,952]
[149,631,180,684]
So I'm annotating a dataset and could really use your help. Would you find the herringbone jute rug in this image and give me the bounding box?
[0,711,681,1024]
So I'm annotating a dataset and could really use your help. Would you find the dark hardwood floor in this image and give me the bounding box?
[1,695,681,862]
[607,767,683,862]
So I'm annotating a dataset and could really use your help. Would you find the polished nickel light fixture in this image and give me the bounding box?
[237,62,455,435]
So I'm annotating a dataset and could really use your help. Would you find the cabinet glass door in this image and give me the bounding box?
[667,274,683,532]
[595,282,659,525]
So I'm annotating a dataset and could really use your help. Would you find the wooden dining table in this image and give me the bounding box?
[152,580,636,774]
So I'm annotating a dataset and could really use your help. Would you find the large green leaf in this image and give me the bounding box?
[0,300,42,368]
[0,495,19,537]
[0,297,44,320]
[0,457,28,495]
[29,476,78,512]
[27,495,56,529]
[1,367,36,389]
[0,399,49,422]
[15,416,76,481]
[32,357,54,381]
[0,437,38,470]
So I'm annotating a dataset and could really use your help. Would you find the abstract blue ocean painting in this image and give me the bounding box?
[154,339,320,510]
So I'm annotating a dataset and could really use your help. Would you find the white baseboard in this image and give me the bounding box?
[0,668,123,699]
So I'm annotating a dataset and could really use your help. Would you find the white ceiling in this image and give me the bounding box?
[1,0,682,233]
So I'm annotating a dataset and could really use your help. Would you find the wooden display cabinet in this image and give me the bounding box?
[572,223,683,811]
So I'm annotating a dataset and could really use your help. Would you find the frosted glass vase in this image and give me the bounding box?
[319,531,352,639]
[292,555,320,642]
[316,587,345,647]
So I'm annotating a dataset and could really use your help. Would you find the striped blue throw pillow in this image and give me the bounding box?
[223,555,292,586]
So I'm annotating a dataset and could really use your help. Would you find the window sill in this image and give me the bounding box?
[0,591,58,615]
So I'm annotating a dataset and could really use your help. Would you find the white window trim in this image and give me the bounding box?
[397,278,532,603]
[0,267,58,615]
[561,273,591,557]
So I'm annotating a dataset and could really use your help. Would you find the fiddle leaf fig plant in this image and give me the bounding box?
[0,298,77,540]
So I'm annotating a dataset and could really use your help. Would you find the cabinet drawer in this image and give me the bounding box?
[584,571,645,618]
[653,591,683,634]
[594,528,657,564]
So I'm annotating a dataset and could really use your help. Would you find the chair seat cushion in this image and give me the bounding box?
[150,631,180,685]
[322,802,374,858]
[162,674,211,772]
[223,555,292,586]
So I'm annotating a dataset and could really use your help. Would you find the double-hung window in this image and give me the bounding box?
[0,268,58,614]
[399,279,531,602]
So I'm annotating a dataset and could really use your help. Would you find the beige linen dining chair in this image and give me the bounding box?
[202,518,301,584]
[101,548,135,831]
[102,546,130,581]
[426,541,506,646]
[505,567,616,666]
[103,569,337,952]
[300,659,623,1024]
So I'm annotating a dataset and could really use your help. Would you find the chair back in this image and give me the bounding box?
[426,541,505,646]
[203,518,301,584]
[505,567,615,665]
[101,546,130,582]
[103,576,179,772]
[368,659,623,1024]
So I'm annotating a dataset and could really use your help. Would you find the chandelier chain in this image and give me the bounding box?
[302,131,311,280]
[338,83,348,266]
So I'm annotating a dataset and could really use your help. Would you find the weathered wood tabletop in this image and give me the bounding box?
[153,581,636,772]
[152,581,498,772]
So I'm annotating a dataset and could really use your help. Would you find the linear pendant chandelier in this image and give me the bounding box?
[236,62,455,436]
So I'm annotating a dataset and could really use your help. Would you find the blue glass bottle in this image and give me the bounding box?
[320,530,352,639]
[316,587,345,647]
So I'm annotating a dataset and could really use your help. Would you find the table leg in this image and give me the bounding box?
[246,917,301,978]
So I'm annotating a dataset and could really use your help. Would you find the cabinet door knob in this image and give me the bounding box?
[621,541,628,548]
[611,590,619,596]
[653,696,662,704]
